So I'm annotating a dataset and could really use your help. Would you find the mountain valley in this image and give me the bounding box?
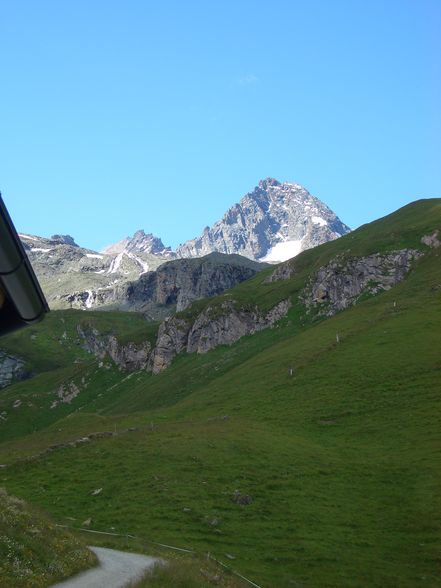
[1,198,440,587]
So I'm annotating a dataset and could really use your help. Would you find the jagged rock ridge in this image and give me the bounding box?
[177,178,350,262]
[101,229,175,258]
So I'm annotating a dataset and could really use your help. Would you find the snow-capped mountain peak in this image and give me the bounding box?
[176,178,350,262]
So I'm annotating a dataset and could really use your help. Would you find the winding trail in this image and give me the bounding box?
[51,546,161,588]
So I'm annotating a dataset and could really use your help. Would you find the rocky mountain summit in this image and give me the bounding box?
[18,178,350,311]
[101,229,175,258]
[177,178,350,262]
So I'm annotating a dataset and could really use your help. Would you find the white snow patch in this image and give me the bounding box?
[19,234,39,241]
[312,216,328,227]
[84,291,95,309]
[107,252,124,274]
[94,270,106,274]
[260,240,303,262]
[31,247,53,253]
[86,253,104,259]
[126,252,150,274]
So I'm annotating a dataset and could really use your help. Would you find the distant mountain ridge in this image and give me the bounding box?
[101,229,175,258]
[100,178,350,263]
[18,177,350,311]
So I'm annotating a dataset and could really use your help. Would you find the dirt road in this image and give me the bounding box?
[51,546,161,588]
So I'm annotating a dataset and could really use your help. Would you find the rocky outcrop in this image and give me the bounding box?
[77,293,291,376]
[421,230,440,249]
[101,229,175,258]
[52,382,81,408]
[126,253,265,313]
[177,178,350,262]
[149,318,191,374]
[77,326,152,371]
[303,249,422,316]
[50,234,79,247]
[150,298,291,373]
[187,299,291,354]
[0,352,28,389]
[265,261,296,283]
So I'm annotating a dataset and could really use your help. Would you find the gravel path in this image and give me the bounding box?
[51,546,161,588]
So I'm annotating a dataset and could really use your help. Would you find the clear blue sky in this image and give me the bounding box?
[1,0,440,251]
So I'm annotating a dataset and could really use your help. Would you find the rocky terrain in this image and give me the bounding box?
[56,253,266,319]
[122,253,266,315]
[19,178,350,312]
[77,324,152,371]
[149,298,292,374]
[101,229,175,258]
[70,244,425,378]
[176,178,350,261]
[19,232,172,311]
[0,352,28,389]
[302,249,423,315]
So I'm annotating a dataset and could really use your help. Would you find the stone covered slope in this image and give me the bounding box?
[177,177,350,262]
[19,232,172,311]
[58,252,267,319]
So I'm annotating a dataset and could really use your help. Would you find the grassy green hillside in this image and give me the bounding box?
[0,199,440,587]
[0,487,96,587]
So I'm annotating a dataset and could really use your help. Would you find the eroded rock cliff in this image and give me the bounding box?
[302,249,422,315]
[77,325,152,371]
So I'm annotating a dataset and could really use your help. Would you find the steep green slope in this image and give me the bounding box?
[0,199,440,587]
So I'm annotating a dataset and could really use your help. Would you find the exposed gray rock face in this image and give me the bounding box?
[303,249,422,316]
[265,261,296,283]
[0,352,28,389]
[149,318,191,374]
[150,298,291,374]
[421,230,441,248]
[187,299,291,354]
[101,229,175,258]
[20,232,264,314]
[177,178,350,262]
[126,253,266,313]
[77,326,151,371]
[54,382,81,406]
[50,234,79,247]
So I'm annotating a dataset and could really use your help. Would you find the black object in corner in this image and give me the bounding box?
[0,193,49,336]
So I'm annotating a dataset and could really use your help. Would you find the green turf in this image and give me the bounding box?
[0,199,440,587]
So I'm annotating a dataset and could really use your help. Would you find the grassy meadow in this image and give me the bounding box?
[0,199,440,586]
